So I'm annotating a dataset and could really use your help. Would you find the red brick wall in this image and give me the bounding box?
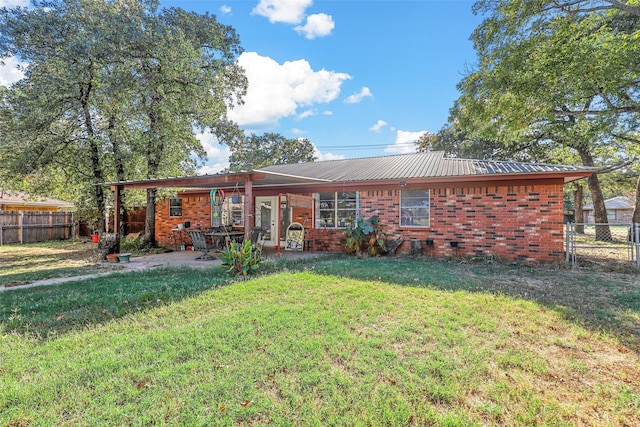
[155,181,566,261]
[155,195,212,246]
[356,183,565,261]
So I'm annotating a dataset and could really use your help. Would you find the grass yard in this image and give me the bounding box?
[1,246,639,425]
[0,241,122,286]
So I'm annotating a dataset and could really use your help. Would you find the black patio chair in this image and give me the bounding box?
[250,227,265,251]
[187,229,216,260]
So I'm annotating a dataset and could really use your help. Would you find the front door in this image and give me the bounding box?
[254,196,291,248]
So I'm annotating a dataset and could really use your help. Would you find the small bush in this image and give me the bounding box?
[120,234,143,253]
[220,240,264,275]
[344,215,387,256]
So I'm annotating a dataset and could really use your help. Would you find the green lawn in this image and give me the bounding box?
[1,257,639,426]
[0,241,121,286]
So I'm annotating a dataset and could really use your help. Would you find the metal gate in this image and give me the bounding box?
[566,222,640,269]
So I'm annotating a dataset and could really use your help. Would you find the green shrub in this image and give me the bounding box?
[119,234,143,253]
[344,215,387,256]
[220,240,264,275]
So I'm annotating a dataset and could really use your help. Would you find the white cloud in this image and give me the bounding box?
[252,0,312,24]
[344,87,372,104]
[0,0,29,7]
[0,56,25,87]
[219,5,232,15]
[228,52,351,128]
[313,144,345,161]
[298,109,316,119]
[322,110,332,116]
[294,13,335,39]
[369,119,388,133]
[291,128,306,135]
[384,130,427,154]
[196,132,231,174]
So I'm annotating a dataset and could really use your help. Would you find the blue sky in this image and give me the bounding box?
[0,0,484,173]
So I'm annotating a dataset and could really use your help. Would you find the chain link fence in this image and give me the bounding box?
[566,222,640,269]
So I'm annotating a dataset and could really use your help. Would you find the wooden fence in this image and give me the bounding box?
[0,211,74,245]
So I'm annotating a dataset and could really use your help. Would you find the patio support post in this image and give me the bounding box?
[113,185,122,234]
[244,177,253,239]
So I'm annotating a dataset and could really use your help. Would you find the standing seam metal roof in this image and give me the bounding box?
[257,151,594,182]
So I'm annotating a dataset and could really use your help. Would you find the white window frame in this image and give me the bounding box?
[315,191,359,228]
[211,195,245,227]
[169,198,182,218]
[223,195,244,227]
[400,189,430,228]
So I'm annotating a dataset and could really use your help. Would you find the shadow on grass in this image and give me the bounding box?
[2,254,638,353]
[0,266,237,340]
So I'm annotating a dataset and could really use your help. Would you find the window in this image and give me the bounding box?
[400,189,430,227]
[211,195,244,227]
[317,192,358,228]
[223,195,244,227]
[169,198,182,217]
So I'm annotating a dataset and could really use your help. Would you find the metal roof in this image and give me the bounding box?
[257,151,595,182]
[584,196,636,211]
[101,151,595,190]
[0,189,74,208]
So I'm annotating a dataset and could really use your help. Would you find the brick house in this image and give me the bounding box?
[107,151,594,261]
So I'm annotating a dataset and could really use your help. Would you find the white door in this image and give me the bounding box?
[255,196,277,247]
[254,196,291,248]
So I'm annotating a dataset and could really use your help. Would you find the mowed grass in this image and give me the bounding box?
[1,264,639,426]
[0,241,121,286]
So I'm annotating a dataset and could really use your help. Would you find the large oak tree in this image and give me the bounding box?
[0,0,247,245]
[453,0,640,237]
[227,133,316,172]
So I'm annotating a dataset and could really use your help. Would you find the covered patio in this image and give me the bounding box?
[104,170,332,253]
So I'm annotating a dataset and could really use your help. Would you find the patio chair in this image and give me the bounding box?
[187,229,216,260]
[250,227,265,251]
[285,222,304,251]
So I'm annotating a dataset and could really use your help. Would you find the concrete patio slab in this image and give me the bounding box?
[1,247,329,292]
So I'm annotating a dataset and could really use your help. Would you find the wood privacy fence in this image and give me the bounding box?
[0,211,74,245]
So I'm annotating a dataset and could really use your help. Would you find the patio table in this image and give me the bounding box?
[205,230,245,247]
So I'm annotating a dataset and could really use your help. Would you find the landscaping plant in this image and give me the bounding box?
[220,240,264,275]
[344,215,387,256]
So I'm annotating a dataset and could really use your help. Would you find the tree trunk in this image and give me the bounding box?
[574,184,584,234]
[576,145,611,241]
[142,103,162,247]
[80,70,107,234]
[632,174,640,224]
[108,115,127,235]
[143,187,157,247]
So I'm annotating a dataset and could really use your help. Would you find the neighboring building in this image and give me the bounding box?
[0,189,74,244]
[0,189,74,212]
[583,196,635,224]
[105,151,594,261]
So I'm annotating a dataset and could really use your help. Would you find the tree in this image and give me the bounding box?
[453,0,640,239]
[0,0,247,245]
[227,133,316,172]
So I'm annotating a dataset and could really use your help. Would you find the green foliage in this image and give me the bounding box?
[227,132,316,171]
[220,239,264,275]
[0,0,247,235]
[453,0,640,231]
[119,234,143,254]
[343,215,387,256]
